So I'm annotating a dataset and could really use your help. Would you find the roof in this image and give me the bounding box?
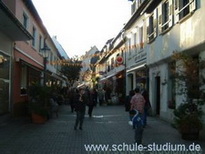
[52,36,69,59]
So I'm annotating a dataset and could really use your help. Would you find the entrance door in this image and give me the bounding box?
[155,76,161,115]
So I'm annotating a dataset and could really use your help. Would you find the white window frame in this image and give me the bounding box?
[159,0,173,34]
[175,0,196,23]
[147,9,157,43]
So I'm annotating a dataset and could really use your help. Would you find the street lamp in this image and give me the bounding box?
[41,40,50,86]
[121,29,127,97]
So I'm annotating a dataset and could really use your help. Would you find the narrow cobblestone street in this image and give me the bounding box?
[0,105,204,154]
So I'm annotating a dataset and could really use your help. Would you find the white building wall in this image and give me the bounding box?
[146,0,205,122]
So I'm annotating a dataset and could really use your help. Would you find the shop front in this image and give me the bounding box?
[0,51,10,114]
[126,64,148,93]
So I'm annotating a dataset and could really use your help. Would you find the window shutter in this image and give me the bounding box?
[158,4,162,34]
[146,17,150,43]
[190,0,196,12]
[169,0,173,27]
[174,0,179,24]
[153,9,157,38]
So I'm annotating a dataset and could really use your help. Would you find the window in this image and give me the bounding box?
[162,1,169,30]
[133,32,137,52]
[111,58,114,70]
[131,0,146,15]
[23,13,29,29]
[32,27,36,47]
[147,9,157,43]
[39,35,42,53]
[0,53,10,79]
[158,0,173,34]
[175,0,196,23]
[128,38,132,56]
[139,27,144,49]
[131,1,136,14]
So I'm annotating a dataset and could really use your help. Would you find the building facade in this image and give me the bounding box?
[1,0,68,116]
[0,1,32,115]
[94,0,204,127]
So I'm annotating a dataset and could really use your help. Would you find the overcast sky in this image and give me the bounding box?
[32,0,131,57]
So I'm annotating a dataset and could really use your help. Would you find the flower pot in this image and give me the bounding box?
[31,113,47,124]
[181,128,200,140]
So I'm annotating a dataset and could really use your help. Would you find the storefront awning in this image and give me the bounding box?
[126,64,146,73]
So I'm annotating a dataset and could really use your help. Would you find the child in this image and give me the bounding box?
[132,110,144,144]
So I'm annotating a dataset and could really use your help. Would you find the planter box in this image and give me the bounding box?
[31,113,47,124]
[181,129,200,140]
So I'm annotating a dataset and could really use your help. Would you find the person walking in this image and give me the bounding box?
[125,90,135,112]
[68,88,75,113]
[130,87,145,144]
[91,88,98,107]
[85,87,94,118]
[98,88,105,106]
[141,89,151,127]
[74,88,87,130]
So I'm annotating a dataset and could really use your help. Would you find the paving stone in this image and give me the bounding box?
[0,105,204,154]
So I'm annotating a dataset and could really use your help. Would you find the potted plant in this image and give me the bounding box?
[173,102,203,140]
[28,83,52,124]
[172,52,204,140]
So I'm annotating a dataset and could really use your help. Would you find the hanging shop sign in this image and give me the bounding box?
[116,56,123,64]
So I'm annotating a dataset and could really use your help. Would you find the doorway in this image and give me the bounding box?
[155,76,161,115]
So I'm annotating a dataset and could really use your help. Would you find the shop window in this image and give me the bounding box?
[21,65,27,95]
[0,53,9,79]
[175,0,196,23]
[146,9,157,43]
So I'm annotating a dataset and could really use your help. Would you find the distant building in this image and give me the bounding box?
[52,36,69,59]
[79,46,99,88]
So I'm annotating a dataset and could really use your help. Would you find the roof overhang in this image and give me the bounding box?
[0,1,32,41]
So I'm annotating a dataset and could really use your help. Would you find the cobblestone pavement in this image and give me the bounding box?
[0,104,204,154]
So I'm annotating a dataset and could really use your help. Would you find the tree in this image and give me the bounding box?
[171,52,204,140]
[61,58,82,85]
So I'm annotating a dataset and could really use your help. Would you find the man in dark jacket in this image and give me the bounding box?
[74,88,87,130]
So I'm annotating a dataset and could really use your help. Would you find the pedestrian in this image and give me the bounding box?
[98,88,105,106]
[141,89,151,127]
[125,90,135,112]
[68,88,75,113]
[74,88,87,130]
[91,88,98,106]
[85,87,94,117]
[130,87,145,144]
